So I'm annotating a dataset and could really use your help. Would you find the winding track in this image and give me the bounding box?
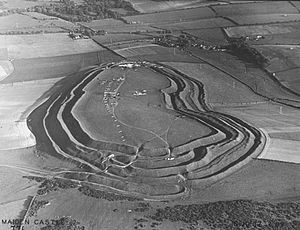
[27,61,265,200]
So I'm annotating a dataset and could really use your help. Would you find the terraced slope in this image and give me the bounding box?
[28,61,265,200]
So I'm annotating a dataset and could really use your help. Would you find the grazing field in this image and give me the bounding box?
[247,31,300,45]
[291,1,300,11]
[126,0,226,13]
[184,28,228,45]
[21,11,58,20]
[212,1,298,16]
[254,45,300,72]
[0,33,104,59]
[2,50,123,83]
[0,13,44,31]
[228,14,300,26]
[115,44,200,62]
[0,166,38,228]
[224,22,300,38]
[258,138,300,163]
[80,18,126,28]
[0,78,61,150]
[192,158,300,201]
[276,68,300,94]
[92,34,152,46]
[122,7,215,24]
[164,62,265,105]
[215,100,300,164]
[189,48,300,106]
[0,0,51,10]
[154,17,234,31]
[219,102,300,132]
[0,13,74,34]
[80,19,159,33]
[0,60,14,81]
[73,65,211,147]
[22,187,195,230]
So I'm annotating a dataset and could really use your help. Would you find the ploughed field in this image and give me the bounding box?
[27,60,265,200]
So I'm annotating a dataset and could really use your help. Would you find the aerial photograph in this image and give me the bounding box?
[0,0,299,229]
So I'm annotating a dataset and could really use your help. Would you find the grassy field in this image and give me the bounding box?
[0,13,74,34]
[0,33,104,59]
[115,44,200,62]
[0,0,51,10]
[0,78,61,149]
[184,28,228,45]
[0,60,14,81]
[189,48,300,105]
[80,19,159,33]
[126,0,224,13]
[254,45,300,72]
[72,65,211,148]
[212,1,298,16]
[154,17,234,31]
[92,34,151,46]
[215,101,300,163]
[258,138,300,163]
[0,13,45,31]
[123,6,215,24]
[164,62,265,105]
[228,14,300,26]
[1,50,122,83]
[276,68,300,94]
[22,187,194,230]
[80,18,126,28]
[224,22,300,38]
[247,31,300,45]
[21,11,58,20]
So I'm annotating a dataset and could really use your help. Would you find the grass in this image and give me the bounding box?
[258,138,300,163]
[126,0,220,13]
[0,13,74,34]
[212,1,298,16]
[123,6,215,24]
[92,34,151,46]
[0,0,52,10]
[254,45,300,72]
[154,17,234,30]
[80,19,158,33]
[115,44,200,63]
[164,62,265,105]
[225,22,300,38]
[0,33,104,59]
[73,65,211,148]
[229,14,300,26]
[183,28,228,45]
[2,50,122,83]
[276,68,300,94]
[188,48,300,104]
[247,31,300,45]
[0,60,14,81]
[0,78,60,149]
